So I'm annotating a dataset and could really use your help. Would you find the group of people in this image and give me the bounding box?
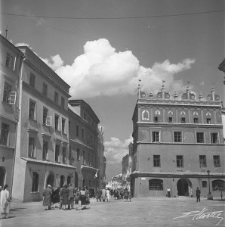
[42,184,90,211]
[0,184,11,219]
[96,188,131,202]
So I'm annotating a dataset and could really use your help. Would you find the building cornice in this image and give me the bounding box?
[70,138,93,151]
[136,141,225,146]
[81,165,98,173]
[137,122,223,128]
[21,157,76,169]
[130,171,225,178]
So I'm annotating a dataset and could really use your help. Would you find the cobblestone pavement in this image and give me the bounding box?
[0,197,224,227]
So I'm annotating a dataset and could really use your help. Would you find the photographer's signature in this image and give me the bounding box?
[173,208,224,226]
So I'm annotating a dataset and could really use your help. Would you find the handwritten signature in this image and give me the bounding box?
[173,208,224,226]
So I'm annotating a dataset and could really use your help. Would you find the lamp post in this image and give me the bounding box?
[207,170,213,200]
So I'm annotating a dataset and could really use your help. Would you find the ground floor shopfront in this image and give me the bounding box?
[130,172,225,198]
[12,158,76,202]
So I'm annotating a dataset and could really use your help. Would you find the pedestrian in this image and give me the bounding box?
[51,187,60,208]
[60,184,69,210]
[128,189,132,202]
[74,188,80,210]
[96,188,102,202]
[221,190,223,201]
[80,187,87,210]
[167,188,171,198]
[68,183,75,210]
[101,188,106,202]
[196,187,201,202]
[43,185,52,210]
[124,188,128,202]
[106,188,110,202]
[0,184,11,219]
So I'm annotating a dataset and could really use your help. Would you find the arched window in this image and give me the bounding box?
[32,172,39,192]
[202,181,207,188]
[149,179,163,190]
[212,180,225,191]
[142,110,149,120]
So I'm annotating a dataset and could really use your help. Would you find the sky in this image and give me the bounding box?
[1,0,224,181]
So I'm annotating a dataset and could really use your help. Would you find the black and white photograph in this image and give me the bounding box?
[0,0,225,226]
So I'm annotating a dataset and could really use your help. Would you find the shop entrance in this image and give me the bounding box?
[177,178,192,196]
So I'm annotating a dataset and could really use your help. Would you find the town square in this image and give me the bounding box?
[0,0,225,226]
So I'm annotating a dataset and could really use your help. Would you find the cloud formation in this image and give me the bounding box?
[27,38,195,99]
[104,136,133,164]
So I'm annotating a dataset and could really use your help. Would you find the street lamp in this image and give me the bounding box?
[207,170,213,200]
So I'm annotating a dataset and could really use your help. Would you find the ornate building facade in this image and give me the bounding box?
[131,82,225,198]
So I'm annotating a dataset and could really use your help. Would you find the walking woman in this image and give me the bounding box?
[0,184,11,219]
[43,185,52,210]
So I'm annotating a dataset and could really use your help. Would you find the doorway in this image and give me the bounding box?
[177,178,192,196]
[0,167,5,187]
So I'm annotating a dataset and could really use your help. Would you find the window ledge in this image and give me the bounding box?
[30,191,39,194]
[29,118,37,123]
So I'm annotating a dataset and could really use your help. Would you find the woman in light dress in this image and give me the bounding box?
[0,184,11,219]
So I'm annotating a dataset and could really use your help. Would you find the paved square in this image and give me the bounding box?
[1,197,224,227]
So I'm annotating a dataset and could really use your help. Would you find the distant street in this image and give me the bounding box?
[1,196,224,227]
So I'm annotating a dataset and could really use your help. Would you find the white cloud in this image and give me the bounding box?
[104,136,133,164]
[42,55,64,71]
[35,38,195,99]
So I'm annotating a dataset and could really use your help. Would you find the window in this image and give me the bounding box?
[77,148,80,161]
[154,117,158,123]
[54,92,58,104]
[212,180,225,191]
[196,132,204,143]
[0,123,9,145]
[31,172,39,192]
[62,147,66,164]
[202,181,207,188]
[61,97,65,109]
[55,115,59,131]
[88,153,90,166]
[83,150,85,165]
[213,155,220,167]
[149,179,163,190]
[174,132,182,142]
[76,125,79,137]
[206,118,211,124]
[42,141,48,160]
[199,155,206,168]
[211,133,218,144]
[176,155,183,167]
[29,100,36,120]
[194,118,198,123]
[62,118,66,134]
[152,132,159,142]
[181,117,186,123]
[84,112,86,120]
[82,128,84,139]
[5,53,15,70]
[43,107,48,125]
[3,83,11,103]
[29,73,35,88]
[168,117,173,123]
[42,83,48,96]
[153,155,160,167]
[55,144,60,162]
[28,137,35,158]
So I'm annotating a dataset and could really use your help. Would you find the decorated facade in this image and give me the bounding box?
[130,81,225,198]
